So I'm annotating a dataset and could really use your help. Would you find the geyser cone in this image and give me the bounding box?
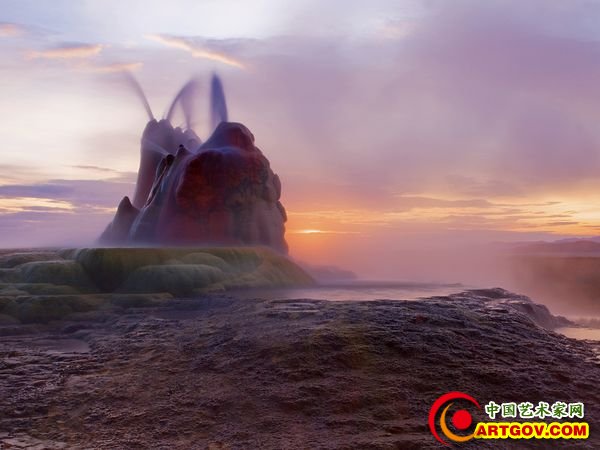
[103,74,288,253]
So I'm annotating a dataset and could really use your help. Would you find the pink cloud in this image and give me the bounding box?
[146,34,246,69]
[0,22,26,37]
[26,43,104,60]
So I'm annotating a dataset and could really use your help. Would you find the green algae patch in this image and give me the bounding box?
[177,252,231,272]
[69,247,313,292]
[14,283,82,296]
[0,251,63,269]
[71,248,169,291]
[0,269,22,283]
[122,264,226,296]
[0,247,314,322]
[19,260,96,291]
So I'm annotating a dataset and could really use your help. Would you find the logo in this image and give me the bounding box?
[428,391,481,446]
[429,392,589,446]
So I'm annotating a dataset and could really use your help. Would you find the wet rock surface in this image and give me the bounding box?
[0,289,598,449]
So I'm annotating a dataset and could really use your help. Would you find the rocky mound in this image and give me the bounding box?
[100,73,288,252]
[101,122,288,252]
[0,289,598,449]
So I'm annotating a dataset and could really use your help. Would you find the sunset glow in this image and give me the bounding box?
[2,0,600,278]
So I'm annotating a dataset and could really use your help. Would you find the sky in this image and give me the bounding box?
[3,0,600,280]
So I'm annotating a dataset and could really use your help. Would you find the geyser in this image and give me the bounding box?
[100,74,288,253]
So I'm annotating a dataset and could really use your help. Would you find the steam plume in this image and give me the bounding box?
[165,77,200,129]
[210,73,228,131]
[122,72,154,120]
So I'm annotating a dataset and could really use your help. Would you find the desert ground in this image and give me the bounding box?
[0,287,598,449]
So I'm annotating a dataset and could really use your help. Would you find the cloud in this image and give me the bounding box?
[19,39,141,73]
[0,165,48,184]
[0,208,112,247]
[224,0,600,204]
[76,61,143,73]
[0,22,26,37]
[0,179,133,208]
[70,165,123,173]
[69,166,137,181]
[146,34,246,69]
[444,176,523,198]
[392,196,493,211]
[0,177,136,246]
[0,197,74,213]
[0,184,72,198]
[26,43,104,60]
[544,221,580,227]
[390,0,600,188]
[284,190,594,242]
[376,19,417,39]
[287,228,361,235]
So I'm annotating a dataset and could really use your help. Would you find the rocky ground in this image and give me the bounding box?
[0,288,598,449]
